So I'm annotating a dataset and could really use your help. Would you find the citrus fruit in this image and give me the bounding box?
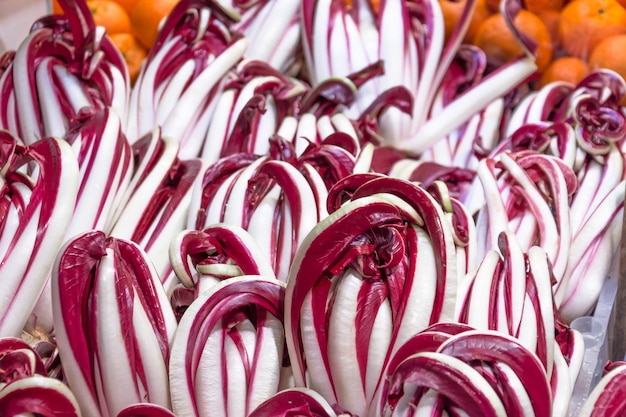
[589,34,626,80]
[538,56,590,87]
[558,0,626,59]
[440,0,493,43]
[130,0,179,49]
[524,0,564,12]
[52,0,64,14]
[111,0,140,15]
[109,33,148,84]
[369,0,380,12]
[473,10,553,72]
[536,9,561,51]
[486,0,501,12]
[87,0,132,35]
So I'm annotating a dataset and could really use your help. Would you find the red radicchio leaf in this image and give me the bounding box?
[0,375,81,417]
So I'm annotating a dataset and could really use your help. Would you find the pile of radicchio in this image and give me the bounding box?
[0,0,624,415]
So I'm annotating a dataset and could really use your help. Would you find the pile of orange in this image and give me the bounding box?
[440,0,626,89]
[52,0,179,83]
[50,0,626,92]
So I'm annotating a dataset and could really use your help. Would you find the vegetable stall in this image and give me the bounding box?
[0,0,625,415]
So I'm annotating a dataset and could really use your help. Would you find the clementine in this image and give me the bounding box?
[109,32,147,84]
[589,34,626,80]
[558,0,626,59]
[485,0,501,12]
[111,0,140,15]
[52,0,63,14]
[538,56,590,87]
[87,0,132,35]
[536,9,561,51]
[524,0,564,12]
[440,0,493,44]
[473,10,553,72]
[130,0,179,50]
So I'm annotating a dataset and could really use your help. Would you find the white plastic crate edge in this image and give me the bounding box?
[566,264,619,417]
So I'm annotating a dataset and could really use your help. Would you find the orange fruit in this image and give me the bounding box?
[440,0,493,44]
[558,0,626,59]
[111,0,140,15]
[486,0,501,12]
[538,56,590,87]
[109,33,147,84]
[473,10,553,72]
[130,0,179,50]
[52,0,64,14]
[87,0,132,35]
[536,9,561,51]
[524,0,564,12]
[589,34,626,80]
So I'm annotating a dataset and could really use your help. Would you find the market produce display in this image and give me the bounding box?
[442,0,626,88]
[0,0,625,415]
